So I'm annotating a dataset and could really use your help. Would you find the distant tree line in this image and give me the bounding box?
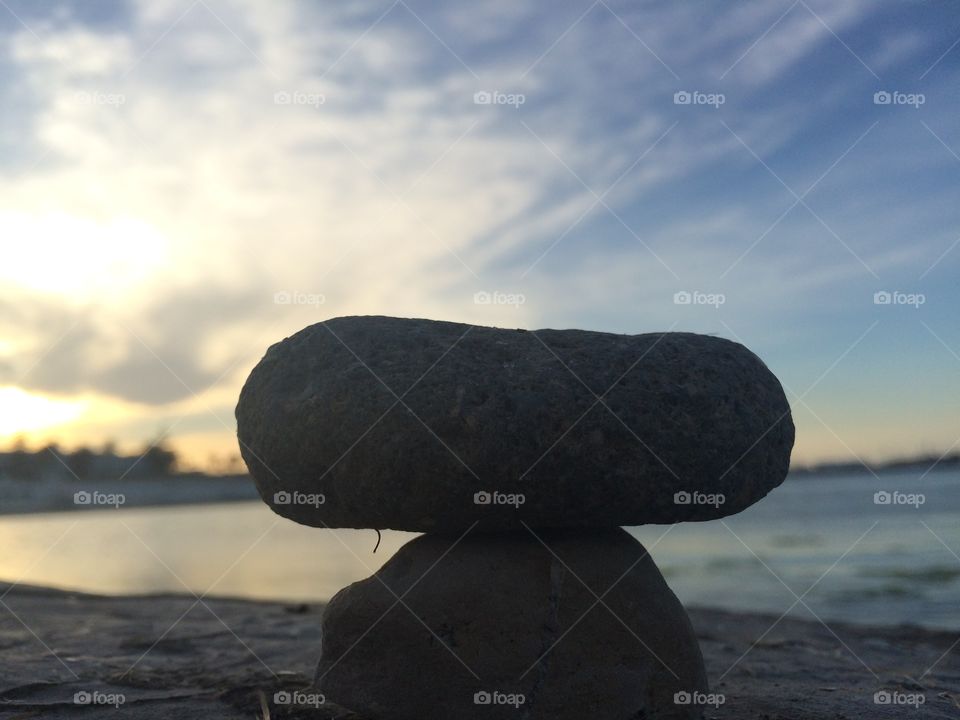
[0,438,178,481]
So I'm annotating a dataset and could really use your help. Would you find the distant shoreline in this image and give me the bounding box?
[0,462,955,519]
[0,472,258,517]
[789,455,959,478]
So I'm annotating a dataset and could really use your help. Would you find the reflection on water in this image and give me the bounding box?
[0,503,415,602]
[0,470,957,629]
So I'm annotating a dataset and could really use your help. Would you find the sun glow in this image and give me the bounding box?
[0,386,87,438]
[0,211,168,297]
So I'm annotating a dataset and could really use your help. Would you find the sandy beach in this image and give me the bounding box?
[0,582,956,719]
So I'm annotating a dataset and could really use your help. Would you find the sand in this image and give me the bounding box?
[0,582,957,718]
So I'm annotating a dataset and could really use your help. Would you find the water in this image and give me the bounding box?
[0,470,956,629]
[633,468,959,629]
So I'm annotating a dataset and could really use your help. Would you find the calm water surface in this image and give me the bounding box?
[0,470,957,629]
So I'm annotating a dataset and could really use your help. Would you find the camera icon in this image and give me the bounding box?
[273,691,291,705]
[274,91,292,105]
[274,491,292,505]
[74,691,92,705]
[873,91,891,105]
[873,491,891,505]
[474,491,492,505]
[873,690,891,704]
[474,691,492,704]
[274,290,292,305]
[673,491,691,505]
[74,491,91,505]
[473,291,491,305]
[873,290,891,305]
[673,290,691,305]
[674,90,691,105]
[673,691,692,705]
[474,91,492,105]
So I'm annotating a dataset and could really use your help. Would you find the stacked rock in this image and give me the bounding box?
[236,316,794,719]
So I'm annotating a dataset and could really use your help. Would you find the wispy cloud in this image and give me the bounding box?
[0,0,957,464]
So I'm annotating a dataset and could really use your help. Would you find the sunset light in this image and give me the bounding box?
[0,385,86,437]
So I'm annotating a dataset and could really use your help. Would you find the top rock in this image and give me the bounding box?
[236,316,793,532]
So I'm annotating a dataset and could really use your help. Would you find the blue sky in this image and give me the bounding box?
[0,0,958,467]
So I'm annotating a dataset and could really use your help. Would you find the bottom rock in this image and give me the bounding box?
[316,528,708,719]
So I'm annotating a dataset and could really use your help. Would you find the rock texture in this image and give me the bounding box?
[236,316,794,533]
[316,529,708,720]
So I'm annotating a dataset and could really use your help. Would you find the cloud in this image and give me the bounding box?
[1,284,277,404]
[1,0,958,464]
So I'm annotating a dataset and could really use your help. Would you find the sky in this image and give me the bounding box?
[0,0,958,470]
